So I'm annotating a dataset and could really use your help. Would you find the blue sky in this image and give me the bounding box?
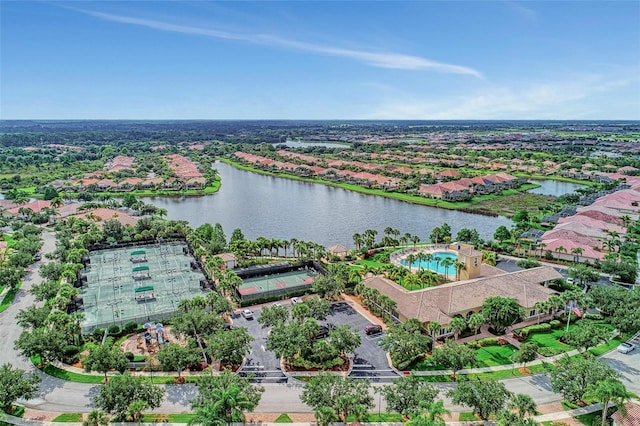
[1,1,639,119]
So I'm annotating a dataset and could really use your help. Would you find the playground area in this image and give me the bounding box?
[78,242,207,333]
[237,268,318,301]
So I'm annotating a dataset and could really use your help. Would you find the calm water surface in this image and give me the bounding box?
[145,162,512,247]
[528,180,586,197]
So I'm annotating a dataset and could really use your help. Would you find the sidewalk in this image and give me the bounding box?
[0,401,612,426]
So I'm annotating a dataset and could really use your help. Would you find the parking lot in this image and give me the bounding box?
[230,300,396,382]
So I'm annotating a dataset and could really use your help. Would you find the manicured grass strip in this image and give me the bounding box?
[41,364,104,384]
[0,282,23,313]
[458,412,477,421]
[365,413,404,422]
[588,336,624,356]
[526,329,572,353]
[1,405,25,419]
[575,411,601,425]
[142,413,196,423]
[274,413,293,423]
[475,344,518,367]
[52,413,83,422]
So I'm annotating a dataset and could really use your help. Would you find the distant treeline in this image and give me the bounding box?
[1,119,638,147]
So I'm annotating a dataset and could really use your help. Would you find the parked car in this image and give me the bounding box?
[34,253,41,261]
[617,342,636,354]
[315,325,330,340]
[291,297,303,304]
[241,309,254,319]
[364,324,383,335]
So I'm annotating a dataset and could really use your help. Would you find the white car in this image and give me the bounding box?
[291,297,303,304]
[241,309,254,319]
[617,342,636,354]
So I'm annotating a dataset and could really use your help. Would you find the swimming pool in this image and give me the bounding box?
[400,251,458,276]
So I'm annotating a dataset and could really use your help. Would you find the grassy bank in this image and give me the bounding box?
[220,158,555,217]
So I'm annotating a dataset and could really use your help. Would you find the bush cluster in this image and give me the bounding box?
[516,323,552,338]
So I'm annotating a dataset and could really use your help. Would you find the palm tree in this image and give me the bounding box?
[555,245,567,260]
[434,256,443,276]
[411,400,450,425]
[532,301,550,324]
[314,406,338,426]
[583,377,633,426]
[508,394,538,420]
[400,233,412,248]
[571,247,583,263]
[352,233,363,251]
[411,235,420,250]
[83,410,110,426]
[449,316,467,340]
[189,404,227,426]
[620,214,631,229]
[454,260,466,281]
[427,321,441,340]
[405,253,417,272]
[467,312,485,340]
[441,257,454,280]
[212,383,255,426]
[424,252,434,271]
[413,252,424,271]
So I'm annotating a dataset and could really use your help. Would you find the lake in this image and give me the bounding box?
[528,180,586,197]
[274,141,351,149]
[145,162,512,247]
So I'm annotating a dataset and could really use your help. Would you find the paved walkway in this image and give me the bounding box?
[0,401,619,426]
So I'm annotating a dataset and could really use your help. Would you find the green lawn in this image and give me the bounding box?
[526,328,572,355]
[0,282,22,313]
[52,413,83,422]
[475,344,518,367]
[274,413,293,423]
[142,413,195,423]
[411,344,518,371]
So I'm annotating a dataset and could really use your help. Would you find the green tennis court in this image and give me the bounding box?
[79,242,206,333]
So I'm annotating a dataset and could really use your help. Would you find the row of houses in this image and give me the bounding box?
[417,173,527,201]
[535,173,640,263]
[47,154,207,192]
[235,151,403,190]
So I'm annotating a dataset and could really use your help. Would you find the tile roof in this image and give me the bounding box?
[363,266,560,324]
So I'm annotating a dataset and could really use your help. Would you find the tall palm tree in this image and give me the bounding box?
[532,301,550,324]
[449,316,467,340]
[424,252,434,271]
[352,233,363,251]
[441,257,454,280]
[467,312,485,340]
[416,252,427,271]
[571,247,583,263]
[427,321,441,340]
[508,394,538,420]
[411,235,421,250]
[434,256,443,276]
[454,260,466,281]
[405,253,417,272]
[583,378,633,426]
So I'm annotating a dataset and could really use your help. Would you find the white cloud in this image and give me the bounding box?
[365,74,639,119]
[71,7,482,78]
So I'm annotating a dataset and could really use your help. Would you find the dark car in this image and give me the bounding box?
[34,253,41,261]
[364,324,383,335]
